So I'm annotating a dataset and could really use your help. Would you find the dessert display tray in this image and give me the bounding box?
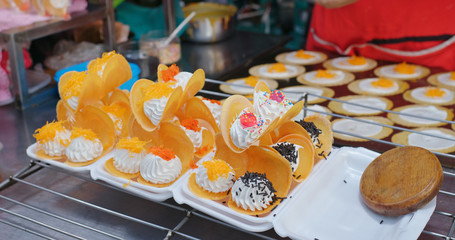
[26,143,111,173]
[24,145,436,239]
[90,156,187,202]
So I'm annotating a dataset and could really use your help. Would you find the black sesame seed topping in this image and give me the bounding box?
[271,205,278,212]
[272,142,298,166]
[222,201,226,204]
[343,180,347,184]
[380,220,384,224]
[296,120,322,143]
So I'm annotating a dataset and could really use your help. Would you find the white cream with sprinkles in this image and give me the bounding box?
[342,97,387,114]
[408,129,455,150]
[399,106,448,125]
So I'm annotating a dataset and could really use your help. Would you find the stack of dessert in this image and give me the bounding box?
[33,51,334,216]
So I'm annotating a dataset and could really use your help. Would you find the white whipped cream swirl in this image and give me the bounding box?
[231,172,276,211]
[41,130,71,157]
[143,96,168,126]
[181,126,204,148]
[107,113,123,136]
[173,72,193,90]
[65,136,103,162]
[230,111,264,149]
[67,96,79,110]
[113,148,144,174]
[140,153,182,184]
[202,99,222,127]
[254,90,292,124]
[195,163,235,193]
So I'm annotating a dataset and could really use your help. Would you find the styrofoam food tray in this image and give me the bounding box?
[172,149,334,233]
[26,143,109,173]
[89,155,189,201]
[273,147,436,240]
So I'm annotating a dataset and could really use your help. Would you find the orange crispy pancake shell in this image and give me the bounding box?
[56,100,75,128]
[87,53,132,96]
[304,115,333,163]
[157,64,205,109]
[130,79,183,131]
[137,122,194,187]
[105,158,141,179]
[127,115,160,146]
[179,97,220,133]
[254,80,304,127]
[69,105,116,166]
[275,134,314,182]
[227,146,292,215]
[221,95,280,153]
[270,120,311,144]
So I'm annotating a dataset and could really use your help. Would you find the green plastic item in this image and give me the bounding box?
[115,0,185,40]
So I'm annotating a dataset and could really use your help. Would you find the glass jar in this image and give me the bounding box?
[140,30,181,65]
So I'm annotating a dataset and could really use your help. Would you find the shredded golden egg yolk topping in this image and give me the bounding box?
[394,62,416,74]
[347,55,366,65]
[148,146,176,161]
[161,64,180,82]
[244,76,259,86]
[450,72,455,80]
[116,137,147,153]
[88,51,116,75]
[61,71,86,100]
[70,127,98,141]
[268,63,287,73]
[202,97,221,105]
[316,69,335,79]
[34,121,67,144]
[371,78,394,88]
[181,119,201,132]
[101,102,126,118]
[143,82,174,101]
[202,158,233,181]
[424,87,446,98]
[295,49,314,59]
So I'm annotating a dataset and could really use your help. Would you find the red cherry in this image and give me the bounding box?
[240,112,257,127]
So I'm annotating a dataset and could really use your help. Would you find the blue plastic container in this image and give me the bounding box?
[54,61,141,91]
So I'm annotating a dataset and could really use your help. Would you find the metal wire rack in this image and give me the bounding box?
[1,81,455,240]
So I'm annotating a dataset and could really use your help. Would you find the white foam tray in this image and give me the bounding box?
[89,155,189,202]
[26,143,108,173]
[273,147,436,240]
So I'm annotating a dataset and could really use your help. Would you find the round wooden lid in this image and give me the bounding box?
[360,146,443,216]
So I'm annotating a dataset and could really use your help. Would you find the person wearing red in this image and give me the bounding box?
[306,0,455,70]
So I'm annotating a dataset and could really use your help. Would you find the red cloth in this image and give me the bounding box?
[1,48,32,74]
[306,0,455,70]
